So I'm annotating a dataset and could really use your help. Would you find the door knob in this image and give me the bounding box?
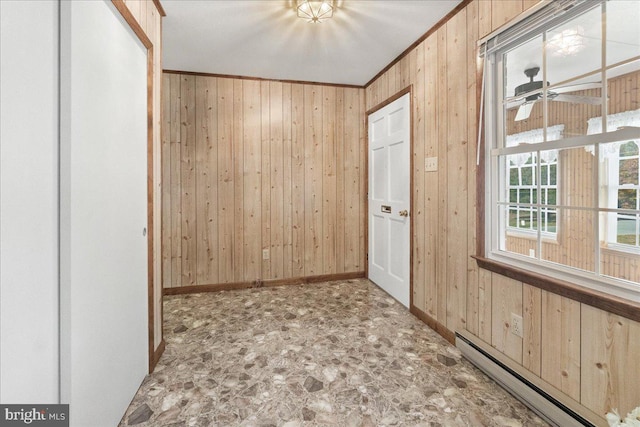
[399,210,409,217]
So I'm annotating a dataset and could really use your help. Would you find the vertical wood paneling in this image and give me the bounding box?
[260,82,271,279]
[523,284,541,376]
[581,305,640,417]
[195,76,218,285]
[243,80,262,281]
[358,90,366,271]
[424,35,439,319]
[217,78,234,283]
[169,74,182,287]
[466,0,480,337]
[412,44,426,313]
[291,84,305,276]
[180,75,196,286]
[344,88,360,271]
[445,8,468,333]
[335,88,346,273]
[491,273,523,363]
[270,82,284,279]
[478,0,493,38]
[436,27,449,323]
[478,268,492,343]
[233,79,245,281]
[163,74,365,286]
[282,83,293,278]
[491,0,523,31]
[388,63,398,96]
[161,73,172,289]
[541,291,581,401]
[322,86,337,274]
[304,85,323,275]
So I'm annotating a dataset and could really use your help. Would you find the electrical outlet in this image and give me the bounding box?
[529,249,535,258]
[262,249,270,260]
[511,313,523,338]
[425,157,438,172]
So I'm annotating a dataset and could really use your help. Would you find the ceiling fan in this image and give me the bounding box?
[509,67,601,121]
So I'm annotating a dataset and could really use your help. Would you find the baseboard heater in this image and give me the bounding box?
[455,333,594,427]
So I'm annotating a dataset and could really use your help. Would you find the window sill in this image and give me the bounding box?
[506,229,558,244]
[601,243,640,256]
[472,255,640,323]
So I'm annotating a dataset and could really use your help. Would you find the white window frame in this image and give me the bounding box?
[505,126,562,239]
[588,110,640,252]
[482,0,640,302]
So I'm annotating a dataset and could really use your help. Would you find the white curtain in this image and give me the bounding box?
[585,108,640,158]
[506,124,564,166]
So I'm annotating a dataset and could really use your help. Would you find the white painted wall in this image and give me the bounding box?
[59,1,148,425]
[0,0,60,404]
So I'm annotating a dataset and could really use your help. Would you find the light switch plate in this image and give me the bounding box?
[262,249,270,260]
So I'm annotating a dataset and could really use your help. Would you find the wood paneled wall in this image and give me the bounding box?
[366,0,481,337]
[366,0,640,422]
[162,73,366,288]
[120,0,164,353]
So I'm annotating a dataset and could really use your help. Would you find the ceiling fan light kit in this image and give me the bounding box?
[511,67,601,122]
[296,0,335,23]
[514,67,547,102]
[547,26,586,57]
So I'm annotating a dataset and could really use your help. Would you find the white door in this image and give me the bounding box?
[368,93,411,308]
[60,1,148,425]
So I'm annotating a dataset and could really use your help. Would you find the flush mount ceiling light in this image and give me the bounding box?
[296,0,335,23]
[547,26,586,56]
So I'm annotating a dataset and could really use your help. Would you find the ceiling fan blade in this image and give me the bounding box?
[551,82,602,94]
[515,101,536,121]
[550,94,601,105]
[506,98,525,109]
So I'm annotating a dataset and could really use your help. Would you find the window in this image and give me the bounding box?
[482,0,640,299]
[506,126,562,236]
[615,141,639,247]
[588,110,640,251]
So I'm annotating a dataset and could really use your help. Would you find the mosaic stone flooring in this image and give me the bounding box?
[119,279,548,427]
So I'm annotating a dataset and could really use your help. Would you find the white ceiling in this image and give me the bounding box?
[161,0,463,86]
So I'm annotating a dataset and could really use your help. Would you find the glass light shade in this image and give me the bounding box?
[296,0,334,23]
[547,26,586,56]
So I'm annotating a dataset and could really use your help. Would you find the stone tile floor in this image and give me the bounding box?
[119,279,548,426]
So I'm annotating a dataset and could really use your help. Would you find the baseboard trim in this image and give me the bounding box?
[149,339,165,373]
[410,305,456,345]
[456,330,604,427]
[163,271,367,296]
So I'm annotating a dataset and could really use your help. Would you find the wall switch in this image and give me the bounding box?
[262,249,270,260]
[425,157,438,172]
[511,313,524,338]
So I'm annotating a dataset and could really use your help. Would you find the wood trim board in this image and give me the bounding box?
[474,256,640,323]
[163,69,364,90]
[410,305,456,345]
[163,271,366,296]
[152,0,166,17]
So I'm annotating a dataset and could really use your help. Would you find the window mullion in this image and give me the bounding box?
[595,1,607,277]
[536,151,542,258]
